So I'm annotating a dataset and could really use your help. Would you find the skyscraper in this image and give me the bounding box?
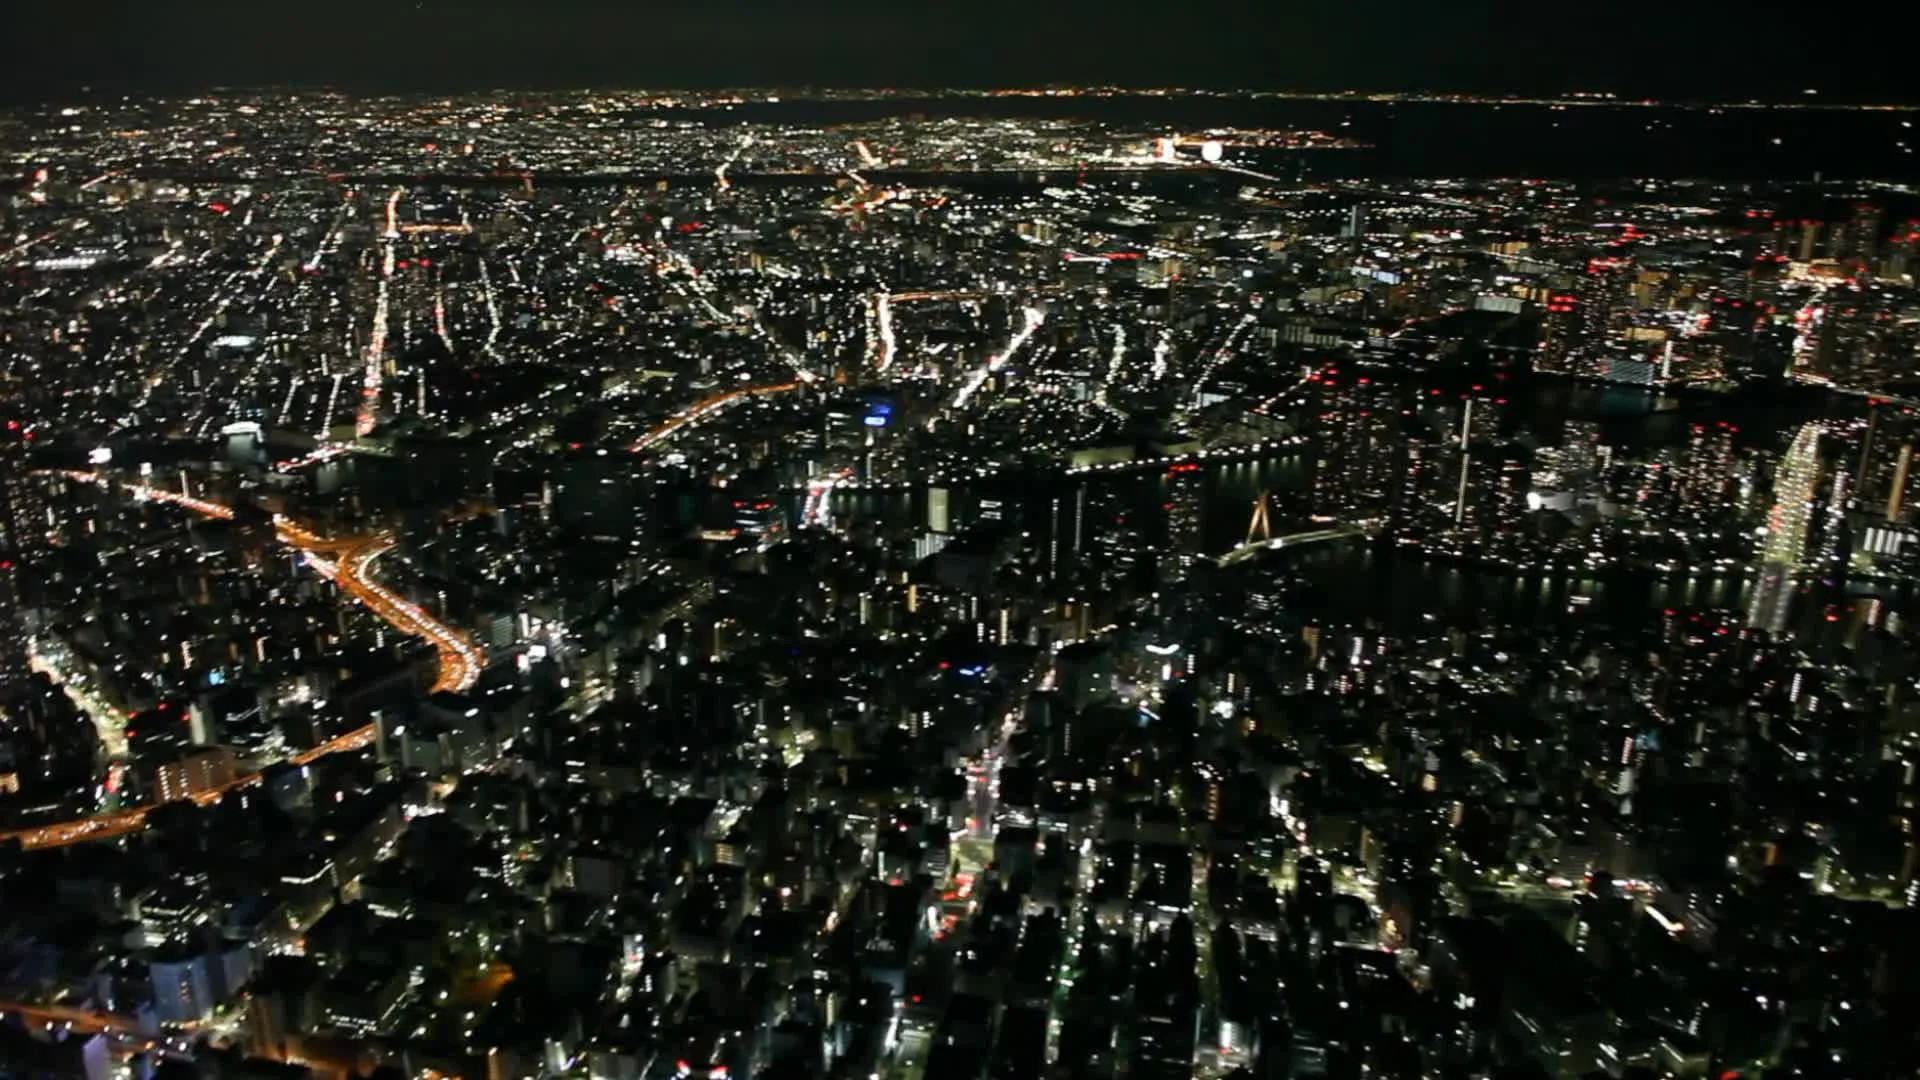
[1312,375,1398,521]
[0,558,25,694]
[1164,463,1205,576]
[0,438,44,695]
[1537,256,1631,378]
[1749,423,1822,634]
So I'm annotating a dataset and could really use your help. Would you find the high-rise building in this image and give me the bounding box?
[1677,422,1738,515]
[0,559,26,694]
[1749,423,1822,633]
[1312,375,1398,521]
[1046,484,1088,581]
[927,485,953,535]
[0,424,44,693]
[1164,463,1205,573]
[1538,256,1631,378]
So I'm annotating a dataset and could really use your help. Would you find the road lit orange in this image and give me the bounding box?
[0,474,482,850]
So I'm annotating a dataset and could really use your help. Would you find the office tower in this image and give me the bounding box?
[1445,394,1517,533]
[1164,463,1205,573]
[1046,484,1088,581]
[1538,256,1631,377]
[0,435,37,695]
[927,485,953,535]
[1342,204,1366,249]
[1394,436,1449,535]
[1845,203,1884,268]
[1560,420,1609,486]
[1889,445,1915,523]
[1797,220,1823,262]
[0,456,47,557]
[0,558,25,694]
[1312,375,1398,521]
[1677,422,1737,514]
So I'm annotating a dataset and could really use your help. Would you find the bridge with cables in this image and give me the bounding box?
[1215,491,1368,567]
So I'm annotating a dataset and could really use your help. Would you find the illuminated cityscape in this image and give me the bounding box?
[0,78,1918,1080]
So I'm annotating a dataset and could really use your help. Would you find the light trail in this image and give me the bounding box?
[1251,360,1337,415]
[0,221,85,266]
[630,382,802,453]
[1150,326,1172,381]
[1188,313,1256,410]
[802,469,852,529]
[355,188,404,437]
[470,212,504,361]
[948,306,1046,414]
[319,372,344,440]
[887,290,993,303]
[28,649,128,759]
[874,291,896,371]
[716,133,753,191]
[1094,324,1127,412]
[655,243,816,383]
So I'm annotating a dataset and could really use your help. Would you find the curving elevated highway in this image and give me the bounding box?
[0,474,481,850]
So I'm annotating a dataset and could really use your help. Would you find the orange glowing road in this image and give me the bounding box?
[0,999,145,1035]
[629,382,802,453]
[0,475,481,850]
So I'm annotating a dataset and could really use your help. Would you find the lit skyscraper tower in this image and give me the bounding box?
[0,435,44,695]
[1164,464,1205,577]
[0,558,25,694]
[1312,375,1398,521]
[1538,256,1631,377]
[1749,423,1822,634]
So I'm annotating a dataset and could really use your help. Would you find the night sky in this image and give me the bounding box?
[5,1,1918,103]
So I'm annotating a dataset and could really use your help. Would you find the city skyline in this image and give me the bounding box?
[8,1,1920,105]
[3,74,1920,1080]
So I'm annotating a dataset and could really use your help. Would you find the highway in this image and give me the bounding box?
[0,474,481,851]
[872,290,896,371]
[716,134,753,192]
[868,290,999,373]
[1186,313,1257,412]
[628,381,803,453]
[0,220,87,267]
[355,188,405,437]
[945,306,1046,416]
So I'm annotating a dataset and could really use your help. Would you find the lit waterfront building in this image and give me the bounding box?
[1748,422,1822,634]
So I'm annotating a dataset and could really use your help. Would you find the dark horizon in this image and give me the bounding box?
[8,0,1920,106]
